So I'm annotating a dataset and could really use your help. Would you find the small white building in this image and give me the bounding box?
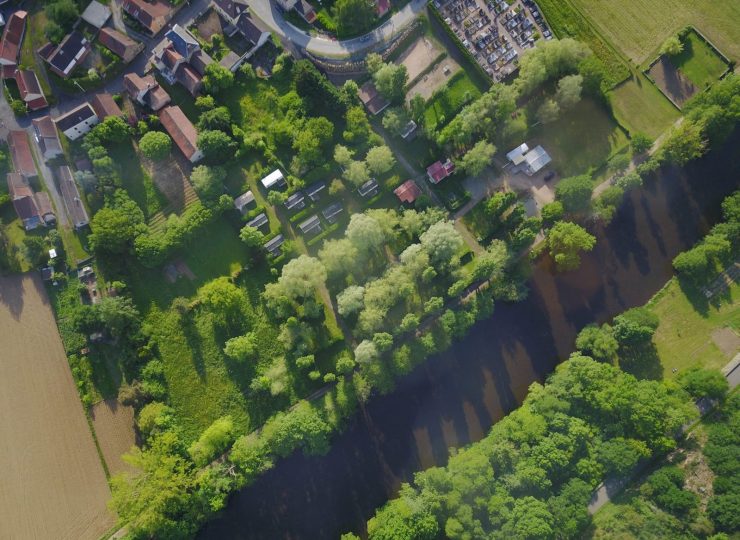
[506,143,552,176]
[54,103,99,141]
[261,169,286,190]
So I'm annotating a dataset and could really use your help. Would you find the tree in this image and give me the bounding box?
[239,225,265,249]
[541,201,564,225]
[333,0,377,37]
[354,340,379,364]
[195,95,215,110]
[188,416,235,466]
[197,106,232,132]
[197,277,245,323]
[659,35,684,56]
[344,160,370,187]
[319,238,358,280]
[555,74,583,110]
[337,285,365,316]
[46,0,79,32]
[555,174,593,213]
[373,63,408,102]
[334,144,354,168]
[382,108,407,135]
[459,140,496,176]
[409,94,426,123]
[89,206,142,254]
[660,120,706,165]
[596,437,650,475]
[420,221,464,269]
[293,116,334,167]
[190,165,226,200]
[517,37,590,95]
[292,59,343,117]
[96,296,141,339]
[223,333,257,362]
[197,130,238,163]
[344,106,372,143]
[346,213,385,252]
[272,255,327,300]
[203,63,235,93]
[139,131,171,160]
[365,53,384,75]
[471,240,508,282]
[88,116,130,145]
[22,236,46,266]
[707,494,740,533]
[575,324,618,362]
[536,98,560,124]
[677,367,729,400]
[612,307,659,346]
[365,145,395,176]
[546,221,596,271]
[631,132,653,154]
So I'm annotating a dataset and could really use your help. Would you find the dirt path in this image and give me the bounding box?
[0,274,114,540]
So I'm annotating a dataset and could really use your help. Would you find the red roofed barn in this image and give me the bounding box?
[158,106,203,162]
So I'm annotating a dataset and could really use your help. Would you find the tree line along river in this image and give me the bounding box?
[199,131,740,539]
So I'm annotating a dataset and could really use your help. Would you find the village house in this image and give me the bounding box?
[358,81,390,116]
[57,165,90,229]
[264,234,284,257]
[158,105,203,162]
[246,212,268,231]
[284,191,306,212]
[99,27,144,63]
[31,116,63,160]
[233,190,255,214]
[40,31,91,78]
[321,202,343,224]
[81,0,111,28]
[261,169,286,190]
[298,214,322,236]
[506,143,552,176]
[54,102,100,141]
[305,181,326,202]
[123,72,171,111]
[212,0,270,59]
[394,179,422,204]
[153,24,213,96]
[122,0,173,35]
[426,159,455,184]
[14,69,47,110]
[0,10,26,78]
[6,172,43,230]
[8,130,37,179]
[358,178,379,198]
[34,191,56,225]
[91,93,124,120]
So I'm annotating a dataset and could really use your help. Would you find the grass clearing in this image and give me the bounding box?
[671,29,730,90]
[567,0,740,65]
[423,71,482,131]
[610,72,680,137]
[648,279,739,379]
[110,142,167,220]
[529,98,629,177]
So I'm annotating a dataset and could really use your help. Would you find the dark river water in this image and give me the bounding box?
[200,132,740,539]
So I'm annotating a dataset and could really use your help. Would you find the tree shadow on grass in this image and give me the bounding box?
[619,342,663,380]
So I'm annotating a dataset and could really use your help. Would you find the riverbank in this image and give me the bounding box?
[198,130,740,539]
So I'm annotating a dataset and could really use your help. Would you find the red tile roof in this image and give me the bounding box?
[14,69,47,110]
[358,81,390,115]
[158,106,200,160]
[0,11,26,67]
[99,27,139,59]
[7,172,31,199]
[394,179,422,203]
[8,130,36,177]
[426,159,455,184]
[91,93,123,119]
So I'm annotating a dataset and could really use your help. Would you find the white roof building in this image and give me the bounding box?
[506,143,529,165]
[261,169,286,190]
[523,145,552,176]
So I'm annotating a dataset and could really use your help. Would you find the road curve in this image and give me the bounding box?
[247,0,428,58]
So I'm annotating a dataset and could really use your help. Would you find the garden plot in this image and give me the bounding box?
[647,57,698,108]
[406,57,462,103]
[397,36,445,83]
[0,274,114,540]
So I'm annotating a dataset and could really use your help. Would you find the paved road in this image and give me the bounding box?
[247,0,428,59]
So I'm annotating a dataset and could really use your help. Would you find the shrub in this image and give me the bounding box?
[139,131,171,160]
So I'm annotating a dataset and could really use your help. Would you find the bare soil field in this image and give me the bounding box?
[648,57,698,108]
[91,399,137,475]
[0,274,114,540]
[144,156,198,213]
[406,57,461,103]
[397,36,443,82]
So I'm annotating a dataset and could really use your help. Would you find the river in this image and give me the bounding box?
[200,133,740,539]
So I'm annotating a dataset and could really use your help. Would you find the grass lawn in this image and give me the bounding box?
[109,142,167,220]
[0,206,33,272]
[530,98,629,177]
[610,72,681,138]
[672,30,730,90]
[648,278,739,380]
[127,216,250,310]
[568,0,740,65]
[423,71,482,131]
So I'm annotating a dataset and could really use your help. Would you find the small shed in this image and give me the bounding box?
[321,202,343,224]
[234,190,255,214]
[400,120,417,140]
[261,169,286,190]
[305,181,326,202]
[246,212,269,231]
[284,191,306,211]
[426,159,455,184]
[393,179,421,204]
[264,234,284,257]
[506,143,529,165]
[298,214,322,236]
[357,178,379,198]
